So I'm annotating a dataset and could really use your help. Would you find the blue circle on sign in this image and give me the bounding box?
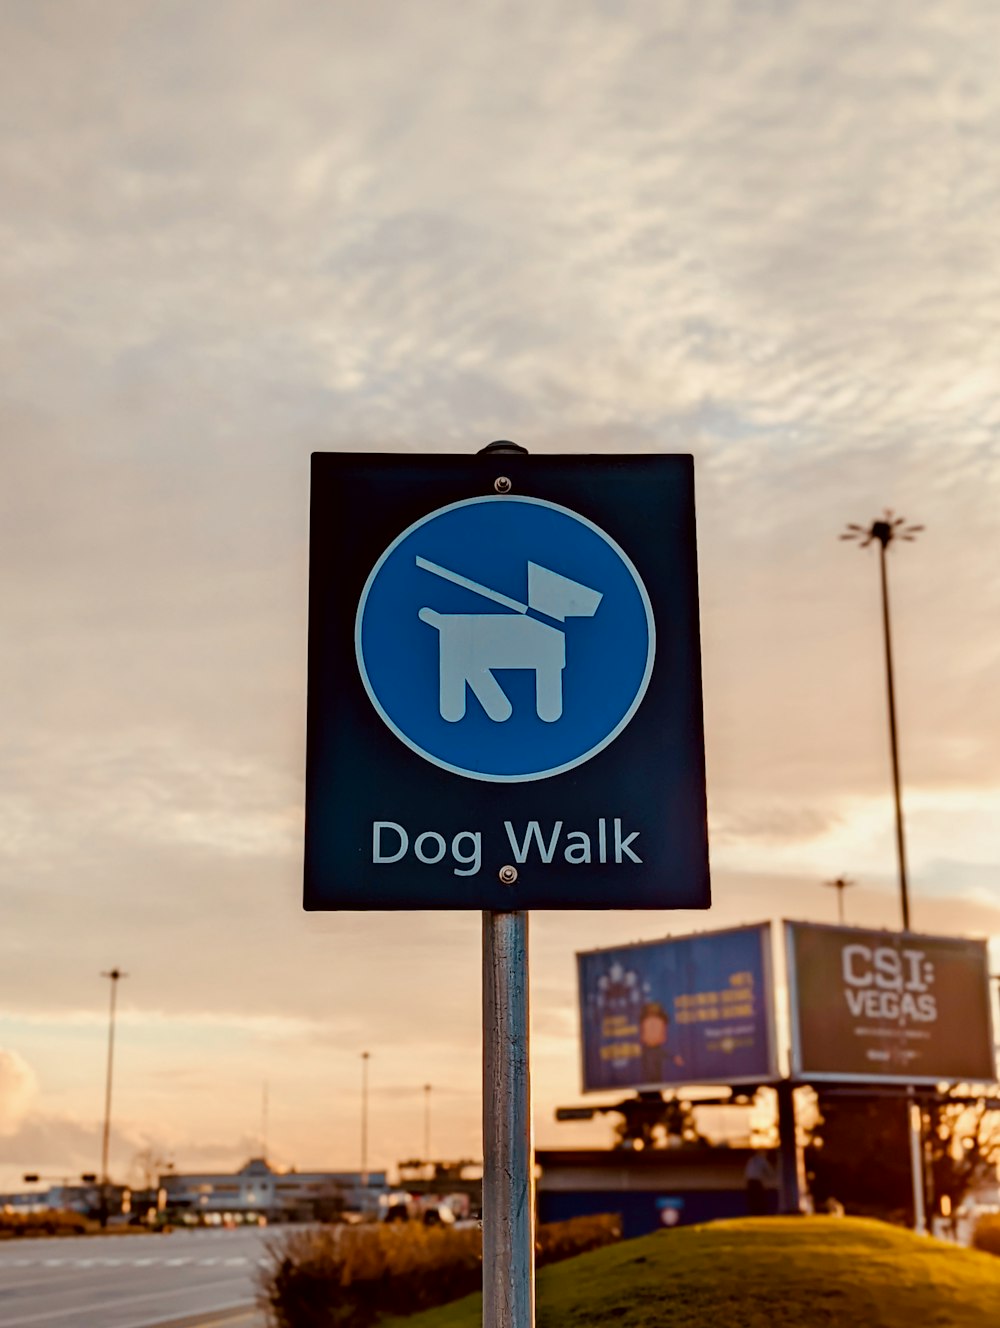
[356,496,655,782]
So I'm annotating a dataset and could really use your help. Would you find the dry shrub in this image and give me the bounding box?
[0,1210,93,1238]
[972,1213,1000,1256]
[340,1223,483,1321]
[258,1213,621,1328]
[536,1213,620,1266]
[259,1223,480,1328]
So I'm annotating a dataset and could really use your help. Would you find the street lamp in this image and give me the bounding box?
[822,876,856,925]
[360,1051,370,1189]
[99,968,127,1228]
[841,511,925,1235]
[840,511,923,930]
[424,1083,432,1165]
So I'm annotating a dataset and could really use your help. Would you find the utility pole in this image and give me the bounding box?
[99,968,127,1228]
[822,876,856,925]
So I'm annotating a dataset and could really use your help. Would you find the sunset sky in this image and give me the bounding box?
[2,0,999,1191]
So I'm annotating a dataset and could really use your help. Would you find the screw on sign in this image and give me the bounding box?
[304,445,709,1328]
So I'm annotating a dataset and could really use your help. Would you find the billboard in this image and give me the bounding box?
[577,923,776,1092]
[786,921,996,1084]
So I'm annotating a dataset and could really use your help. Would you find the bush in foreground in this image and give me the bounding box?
[258,1214,621,1328]
[0,1210,94,1239]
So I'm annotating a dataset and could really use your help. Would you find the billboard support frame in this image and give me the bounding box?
[775,1079,801,1215]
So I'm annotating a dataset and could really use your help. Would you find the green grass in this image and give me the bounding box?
[385,1217,1000,1328]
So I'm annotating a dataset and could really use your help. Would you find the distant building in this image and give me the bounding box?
[0,1191,52,1215]
[1,1182,126,1218]
[536,1146,772,1238]
[159,1158,388,1221]
[47,1182,113,1216]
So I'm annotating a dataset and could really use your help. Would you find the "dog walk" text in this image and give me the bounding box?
[371,818,642,877]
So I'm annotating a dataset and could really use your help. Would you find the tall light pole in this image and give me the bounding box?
[822,876,856,925]
[360,1051,370,1190]
[99,968,127,1228]
[841,510,925,1234]
[423,1083,432,1165]
[840,511,923,930]
[261,1080,269,1162]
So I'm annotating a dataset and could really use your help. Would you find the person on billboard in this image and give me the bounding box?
[639,1001,672,1082]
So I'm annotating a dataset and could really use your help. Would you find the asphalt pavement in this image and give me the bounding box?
[0,1226,273,1328]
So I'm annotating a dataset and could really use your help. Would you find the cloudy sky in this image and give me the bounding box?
[2,0,999,1190]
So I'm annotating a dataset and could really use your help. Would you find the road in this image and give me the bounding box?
[0,1226,273,1328]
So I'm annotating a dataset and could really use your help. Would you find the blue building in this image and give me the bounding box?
[536,1147,776,1239]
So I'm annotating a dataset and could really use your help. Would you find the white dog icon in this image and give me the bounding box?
[417,557,602,723]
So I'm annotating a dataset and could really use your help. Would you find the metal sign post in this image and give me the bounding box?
[483,909,534,1328]
[480,442,535,1328]
[304,443,709,1328]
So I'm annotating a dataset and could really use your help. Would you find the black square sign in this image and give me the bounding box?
[304,452,709,910]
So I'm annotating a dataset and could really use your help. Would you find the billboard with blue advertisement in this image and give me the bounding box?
[577,923,776,1091]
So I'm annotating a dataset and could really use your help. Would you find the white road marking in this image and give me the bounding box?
[0,1245,269,1271]
[0,1277,252,1326]
[116,1298,256,1328]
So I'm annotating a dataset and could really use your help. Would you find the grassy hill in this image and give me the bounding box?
[388,1217,1000,1328]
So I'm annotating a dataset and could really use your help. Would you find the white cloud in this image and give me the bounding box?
[0,1049,39,1135]
[713,785,1000,900]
